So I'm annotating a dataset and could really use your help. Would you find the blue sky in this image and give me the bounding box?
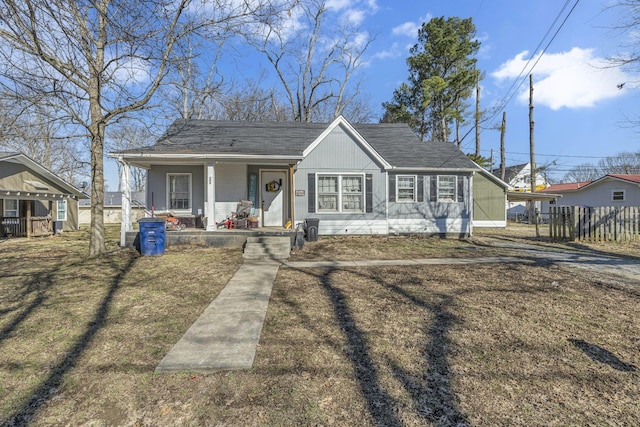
[356,0,639,179]
[106,0,639,188]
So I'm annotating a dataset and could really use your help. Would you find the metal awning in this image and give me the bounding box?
[506,191,562,202]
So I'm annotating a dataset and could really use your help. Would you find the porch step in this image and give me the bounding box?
[243,236,291,260]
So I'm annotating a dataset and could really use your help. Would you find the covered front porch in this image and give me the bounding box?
[113,154,302,248]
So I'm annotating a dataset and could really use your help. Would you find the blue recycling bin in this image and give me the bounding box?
[138,218,166,255]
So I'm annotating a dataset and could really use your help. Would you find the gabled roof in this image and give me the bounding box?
[112,117,477,171]
[0,152,88,199]
[541,174,640,193]
[604,174,640,184]
[541,181,592,192]
[492,163,528,184]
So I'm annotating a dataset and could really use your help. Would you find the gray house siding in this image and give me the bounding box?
[542,179,640,212]
[147,165,205,215]
[387,173,472,235]
[294,125,387,234]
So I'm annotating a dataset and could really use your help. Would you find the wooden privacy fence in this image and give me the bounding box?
[549,206,640,242]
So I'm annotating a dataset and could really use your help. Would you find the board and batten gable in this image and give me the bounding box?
[294,123,388,234]
[387,173,472,236]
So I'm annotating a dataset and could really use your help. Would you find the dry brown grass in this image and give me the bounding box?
[1,225,638,426]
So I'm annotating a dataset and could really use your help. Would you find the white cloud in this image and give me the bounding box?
[492,47,632,110]
[391,14,431,38]
[326,0,351,11]
[107,57,152,86]
[372,42,407,60]
[344,8,365,25]
[392,22,419,38]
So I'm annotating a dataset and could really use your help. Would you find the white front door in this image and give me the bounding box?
[261,171,287,227]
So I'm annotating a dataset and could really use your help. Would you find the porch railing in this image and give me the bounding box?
[0,217,52,238]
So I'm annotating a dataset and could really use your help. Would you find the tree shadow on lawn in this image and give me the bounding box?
[568,339,637,372]
[3,255,138,427]
[285,262,562,426]
[286,266,470,426]
[0,270,56,345]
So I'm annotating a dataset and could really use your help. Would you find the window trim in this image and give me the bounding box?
[437,175,457,203]
[3,199,19,217]
[57,200,68,221]
[612,189,625,202]
[396,175,417,203]
[166,173,192,212]
[316,173,365,214]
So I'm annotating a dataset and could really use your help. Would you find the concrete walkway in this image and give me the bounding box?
[155,248,640,374]
[154,255,531,373]
[155,260,280,373]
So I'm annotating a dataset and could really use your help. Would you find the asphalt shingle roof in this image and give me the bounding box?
[119,119,476,170]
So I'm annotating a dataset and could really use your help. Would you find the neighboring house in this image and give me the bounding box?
[0,152,87,237]
[492,162,548,192]
[493,162,550,220]
[79,191,147,224]
[540,174,640,212]
[473,167,509,228]
[110,116,478,243]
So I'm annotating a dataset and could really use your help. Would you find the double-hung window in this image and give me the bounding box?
[317,174,363,213]
[57,200,68,221]
[3,199,18,217]
[168,174,191,211]
[397,176,416,202]
[437,176,457,202]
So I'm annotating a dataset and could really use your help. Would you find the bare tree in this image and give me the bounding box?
[0,0,291,256]
[561,163,601,183]
[0,99,87,182]
[106,121,155,191]
[245,0,373,122]
[598,151,640,174]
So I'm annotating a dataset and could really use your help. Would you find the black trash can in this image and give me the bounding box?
[304,217,319,242]
[138,218,166,255]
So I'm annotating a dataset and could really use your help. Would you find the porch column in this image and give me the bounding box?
[26,200,32,238]
[289,164,295,226]
[206,162,216,231]
[118,157,132,247]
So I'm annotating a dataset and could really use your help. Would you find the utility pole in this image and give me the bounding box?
[500,111,506,181]
[475,84,481,156]
[529,74,539,237]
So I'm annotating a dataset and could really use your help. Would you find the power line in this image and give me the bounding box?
[460,0,582,150]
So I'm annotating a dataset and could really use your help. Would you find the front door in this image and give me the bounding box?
[261,170,287,227]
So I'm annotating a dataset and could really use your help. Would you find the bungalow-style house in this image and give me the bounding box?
[79,191,147,225]
[110,116,479,245]
[0,152,87,237]
[473,167,509,228]
[540,174,640,212]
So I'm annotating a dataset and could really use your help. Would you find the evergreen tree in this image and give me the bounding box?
[382,16,481,142]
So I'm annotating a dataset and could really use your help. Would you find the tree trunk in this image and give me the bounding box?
[89,119,106,257]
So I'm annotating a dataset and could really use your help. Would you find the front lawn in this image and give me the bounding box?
[0,227,638,425]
